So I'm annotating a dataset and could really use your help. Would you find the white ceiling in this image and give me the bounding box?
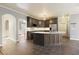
[0,3,79,19]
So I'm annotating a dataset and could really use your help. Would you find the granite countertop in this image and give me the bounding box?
[31,31,65,34]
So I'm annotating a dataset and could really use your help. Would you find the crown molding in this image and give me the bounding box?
[0,5,28,16]
[0,4,41,20]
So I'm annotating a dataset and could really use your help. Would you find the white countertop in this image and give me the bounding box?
[32,31,65,34]
[27,27,49,31]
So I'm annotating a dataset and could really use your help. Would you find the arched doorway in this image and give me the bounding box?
[2,14,16,54]
[2,14,16,42]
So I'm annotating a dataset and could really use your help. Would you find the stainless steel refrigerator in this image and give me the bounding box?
[49,24,57,32]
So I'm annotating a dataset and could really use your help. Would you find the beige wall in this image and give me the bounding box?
[58,15,70,37]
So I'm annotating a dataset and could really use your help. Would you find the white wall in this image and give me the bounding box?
[2,14,16,42]
[18,19,27,41]
[70,14,79,40]
[0,7,27,45]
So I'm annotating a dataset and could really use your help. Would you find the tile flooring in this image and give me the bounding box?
[0,38,79,55]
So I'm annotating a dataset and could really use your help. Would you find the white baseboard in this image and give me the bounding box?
[70,38,79,40]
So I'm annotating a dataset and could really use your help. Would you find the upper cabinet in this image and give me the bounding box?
[27,16,31,27]
[38,20,45,27]
[44,18,58,27]
[27,16,58,27]
[27,16,43,27]
[27,16,39,27]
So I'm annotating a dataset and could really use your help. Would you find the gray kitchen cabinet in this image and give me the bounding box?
[44,20,49,27]
[27,16,45,27]
[27,16,58,27]
[27,16,38,27]
[44,18,58,27]
[32,32,63,47]
[38,20,45,27]
[27,16,30,27]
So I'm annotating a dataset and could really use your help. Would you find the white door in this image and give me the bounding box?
[18,19,27,43]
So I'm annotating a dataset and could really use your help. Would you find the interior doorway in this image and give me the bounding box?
[2,14,16,42]
[18,19,27,43]
[2,14,16,54]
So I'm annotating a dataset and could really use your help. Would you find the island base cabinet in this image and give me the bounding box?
[33,33,63,47]
[33,33,44,46]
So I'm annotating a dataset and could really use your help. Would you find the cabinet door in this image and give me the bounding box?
[32,19,38,27]
[44,20,49,27]
[38,20,45,27]
[33,33,44,46]
[27,17,32,27]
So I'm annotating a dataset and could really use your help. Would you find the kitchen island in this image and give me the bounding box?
[32,32,65,47]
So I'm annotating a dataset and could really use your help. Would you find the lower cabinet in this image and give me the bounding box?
[27,31,33,40]
[32,33,63,47]
[33,33,44,46]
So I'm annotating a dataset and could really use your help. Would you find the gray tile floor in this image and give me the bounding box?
[0,38,79,55]
[32,40,79,55]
